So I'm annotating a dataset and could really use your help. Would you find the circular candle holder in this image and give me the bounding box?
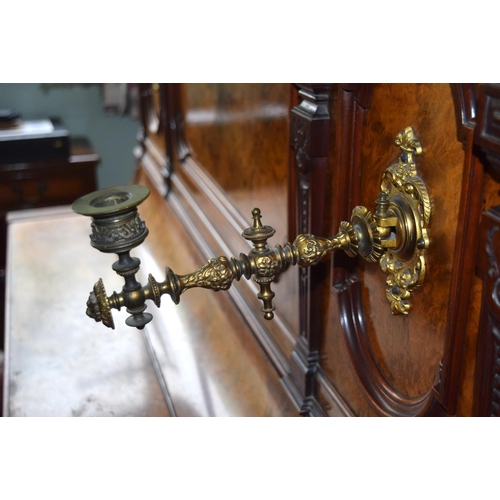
[73,185,153,329]
[72,184,150,254]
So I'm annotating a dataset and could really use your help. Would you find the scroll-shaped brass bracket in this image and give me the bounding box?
[72,126,430,329]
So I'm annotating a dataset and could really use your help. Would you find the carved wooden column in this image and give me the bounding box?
[136,83,172,194]
[474,84,500,415]
[474,207,500,415]
[165,83,190,163]
[284,84,332,415]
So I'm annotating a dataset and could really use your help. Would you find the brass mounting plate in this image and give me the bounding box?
[379,127,430,315]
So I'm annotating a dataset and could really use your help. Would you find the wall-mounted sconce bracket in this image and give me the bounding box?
[73,126,430,329]
[377,126,430,314]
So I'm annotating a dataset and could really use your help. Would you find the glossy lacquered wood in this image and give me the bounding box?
[136,84,305,411]
[182,84,299,335]
[312,83,500,416]
[4,201,299,417]
[123,171,299,416]
[184,84,290,231]
[4,207,169,417]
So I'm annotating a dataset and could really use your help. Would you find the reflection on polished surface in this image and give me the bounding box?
[184,84,290,249]
[132,185,299,416]
[4,207,169,417]
[185,103,288,125]
[184,84,299,335]
[4,204,298,416]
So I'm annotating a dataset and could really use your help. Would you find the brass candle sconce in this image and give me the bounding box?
[72,126,430,330]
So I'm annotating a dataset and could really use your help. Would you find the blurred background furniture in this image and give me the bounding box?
[0,133,99,351]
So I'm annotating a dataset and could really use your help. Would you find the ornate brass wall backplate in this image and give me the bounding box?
[378,127,430,314]
[72,126,430,330]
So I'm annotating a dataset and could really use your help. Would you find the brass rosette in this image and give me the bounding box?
[87,278,115,330]
[350,206,383,263]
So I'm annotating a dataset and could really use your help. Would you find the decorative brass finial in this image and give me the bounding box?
[395,126,422,168]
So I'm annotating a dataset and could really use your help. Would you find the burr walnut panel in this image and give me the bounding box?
[357,83,464,398]
[318,83,485,416]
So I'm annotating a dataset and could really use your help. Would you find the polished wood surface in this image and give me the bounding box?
[309,83,500,416]
[139,83,168,160]
[183,84,299,336]
[135,84,302,411]
[4,201,298,416]
[4,207,169,417]
[184,83,290,234]
[0,136,99,351]
[133,170,298,416]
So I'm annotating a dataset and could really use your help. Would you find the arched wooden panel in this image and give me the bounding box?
[318,83,491,416]
[359,84,462,401]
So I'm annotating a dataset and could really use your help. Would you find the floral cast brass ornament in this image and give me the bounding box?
[378,126,430,314]
[73,126,430,330]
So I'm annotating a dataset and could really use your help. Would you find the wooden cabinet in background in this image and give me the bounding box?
[0,137,99,212]
[0,137,99,350]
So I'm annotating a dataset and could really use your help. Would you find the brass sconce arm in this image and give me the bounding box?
[73,126,430,330]
[148,216,356,319]
[80,205,357,329]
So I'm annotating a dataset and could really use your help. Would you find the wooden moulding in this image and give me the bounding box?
[286,84,342,415]
[473,84,500,415]
[136,84,311,412]
[474,207,500,416]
